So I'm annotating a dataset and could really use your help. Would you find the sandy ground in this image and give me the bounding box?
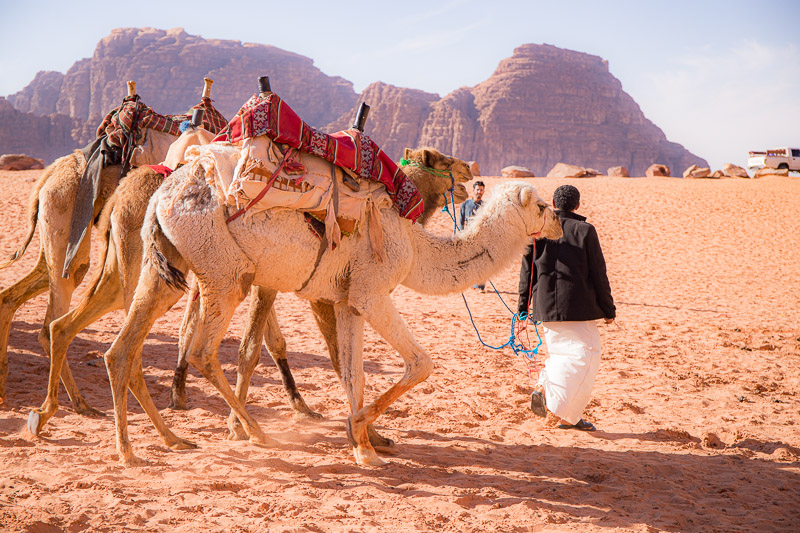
[0,169,798,532]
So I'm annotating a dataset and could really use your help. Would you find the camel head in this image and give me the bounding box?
[474,181,563,241]
[401,147,473,225]
[160,128,217,170]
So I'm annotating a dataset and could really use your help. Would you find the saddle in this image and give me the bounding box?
[185,138,392,259]
[64,96,228,278]
[214,92,424,223]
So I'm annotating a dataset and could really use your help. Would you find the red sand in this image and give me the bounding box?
[1,171,798,532]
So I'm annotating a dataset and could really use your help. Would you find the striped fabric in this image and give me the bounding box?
[97,95,228,150]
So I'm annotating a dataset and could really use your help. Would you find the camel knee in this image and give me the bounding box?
[411,351,434,384]
[72,262,90,285]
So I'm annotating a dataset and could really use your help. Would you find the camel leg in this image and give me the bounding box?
[348,294,434,466]
[310,300,393,448]
[168,279,199,410]
[0,247,49,404]
[183,283,278,448]
[25,228,92,432]
[104,264,188,466]
[26,245,127,433]
[227,286,322,440]
[264,302,323,420]
[332,301,387,466]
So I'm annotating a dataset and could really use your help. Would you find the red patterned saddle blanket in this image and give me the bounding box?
[215,93,423,222]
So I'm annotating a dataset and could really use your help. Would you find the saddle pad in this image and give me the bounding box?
[186,140,393,249]
[215,92,423,222]
[98,96,228,150]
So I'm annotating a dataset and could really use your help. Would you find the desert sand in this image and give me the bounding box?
[0,170,798,532]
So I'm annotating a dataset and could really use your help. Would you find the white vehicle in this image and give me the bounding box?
[747,147,800,171]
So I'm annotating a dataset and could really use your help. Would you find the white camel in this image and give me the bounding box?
[101,146,562,466]
[26,145,470,442]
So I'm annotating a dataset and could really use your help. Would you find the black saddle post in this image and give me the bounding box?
[352,102,370,132]
[258,76,272,96]
[191,107,205,128]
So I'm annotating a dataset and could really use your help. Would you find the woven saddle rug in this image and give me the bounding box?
[215,92,423,223]
[185,140,393,257]
[64,96,228,277]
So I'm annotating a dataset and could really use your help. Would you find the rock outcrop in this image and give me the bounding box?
[0,154,45,170]
[646,164,671,177]
[683,164,712,178]
[754,167,789,178]
[468,161,481,176]
[723,163,749,178]
[546,162,597,178]
[607,165,630,177]
[501,165,535,178]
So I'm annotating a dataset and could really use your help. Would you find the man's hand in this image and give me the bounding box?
[603,318,615,325]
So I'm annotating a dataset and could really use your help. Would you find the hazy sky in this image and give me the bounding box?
[1,0,798,170]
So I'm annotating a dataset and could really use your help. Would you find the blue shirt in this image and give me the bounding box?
[459,198,483,230]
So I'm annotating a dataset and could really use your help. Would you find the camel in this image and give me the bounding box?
[0,80,220,408]
[26,143,471,444]
[99,140,562,466]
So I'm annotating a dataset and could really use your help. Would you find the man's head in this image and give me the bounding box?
[552,184,580,212]
[473,181,485,201]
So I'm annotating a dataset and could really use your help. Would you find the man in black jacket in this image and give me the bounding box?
[517,184,615,431]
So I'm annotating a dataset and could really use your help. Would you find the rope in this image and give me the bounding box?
[448,183,544,376]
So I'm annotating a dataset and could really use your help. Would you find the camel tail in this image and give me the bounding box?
[0,165,52,269]
[144,200,190,293]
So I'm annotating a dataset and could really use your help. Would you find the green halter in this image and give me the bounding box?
[399,158,452,177]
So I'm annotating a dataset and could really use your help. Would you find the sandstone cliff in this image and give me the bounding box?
[0,98,83,163]
[6,31,706,174]
[327,44,706,175]
[8,27,358,150]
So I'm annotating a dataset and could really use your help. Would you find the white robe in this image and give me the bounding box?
[537,321,601,425]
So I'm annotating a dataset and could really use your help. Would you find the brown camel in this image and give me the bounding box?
[25,146,471,443]
[98,134,561,466]
[0,80,219,409]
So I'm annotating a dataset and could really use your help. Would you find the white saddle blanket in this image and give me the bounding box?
[184,137,393,250]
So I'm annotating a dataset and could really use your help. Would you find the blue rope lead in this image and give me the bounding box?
[448,182,543,362]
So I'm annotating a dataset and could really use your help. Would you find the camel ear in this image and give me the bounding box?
[518,186,534,207]
[403,148,412,160]
[421,149,433,167]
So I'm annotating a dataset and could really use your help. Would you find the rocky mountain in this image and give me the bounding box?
[4,30,705,175]
[0,97,83,163]
[329,44,706,175]
[6,27,357,156]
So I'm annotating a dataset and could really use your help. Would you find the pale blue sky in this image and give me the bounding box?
[1,0,798,169]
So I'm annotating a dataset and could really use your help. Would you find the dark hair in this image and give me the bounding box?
[473,181,485,188]
[553,184,580,211]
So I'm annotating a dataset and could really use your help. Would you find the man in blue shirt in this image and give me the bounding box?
[460,181,486,291]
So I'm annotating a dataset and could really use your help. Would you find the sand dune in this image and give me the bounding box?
[0,170,798,531]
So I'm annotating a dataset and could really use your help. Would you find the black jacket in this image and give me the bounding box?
[517,210,615,321]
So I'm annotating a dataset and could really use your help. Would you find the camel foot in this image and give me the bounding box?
[367,425,395,449]
[290,398,324,420]
[168,437,198,451]
[293,407,324,420]
[353,446,388,467]
[226,419,248,441]
[27,410,42,436]
[120,455,149,468]
[73,403,105,418]
[249,433,280,448]
[167,396,188,411]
